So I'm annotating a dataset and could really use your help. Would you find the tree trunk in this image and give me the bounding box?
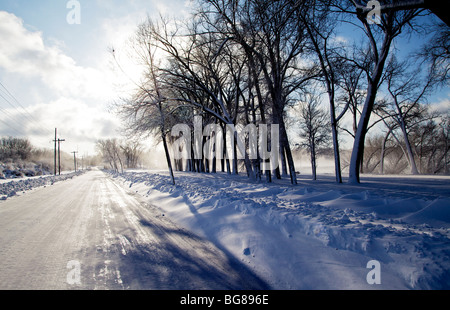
[280,146,288,177]
[397,112,419,175]
[348,85,375,184]
[311,141,317,181]
[380,129,392,174]
[273,97,297,184]
[329,98,343,183]
[161,131,175,185]
[303,18,342,183]
[348,32,393,184]
[280,126,297,185]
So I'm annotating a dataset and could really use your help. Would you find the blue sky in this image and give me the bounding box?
[0,0,187,65]
[0,1,448,157]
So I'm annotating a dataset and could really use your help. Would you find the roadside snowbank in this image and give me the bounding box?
[0,171,85,200]
[112,170,450,290]
[0,162,51,179]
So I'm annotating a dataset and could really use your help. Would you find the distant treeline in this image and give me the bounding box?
[96,139,144,173]
[0,137,33,162]
[0,137,100,178]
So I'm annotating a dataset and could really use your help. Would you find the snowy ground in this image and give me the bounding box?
[1,167,448,290]
[112,170,450,290]
[0,171,85,200]
[1,169,268,290]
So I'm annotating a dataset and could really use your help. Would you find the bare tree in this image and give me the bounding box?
[121,139,143,169]
[300,0,353,183]
[0,137,33,162]
[336,1,426,183]
[337,55,367,140]
[417,22,450,86]
[409,112,450,174]
[115,20,178,184]
[96,139,124,173]
[198,0,320,185]
[157,18,257,178]
[440,115,450,174]
[297,93,331,180]
[380,56,437,174]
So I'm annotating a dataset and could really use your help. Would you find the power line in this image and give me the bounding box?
[0,81,40,125]
[0,91,28,136]
[0,93,27,122]
[0,90,36,126]
[0,116,26,137]
[0,80,49,136]
[0,103,26,135]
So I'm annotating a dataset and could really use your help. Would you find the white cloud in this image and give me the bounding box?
[332,35,349,44]
[0,11,114,100]
[0,97,121,153]
[29,98,121,153]
[430,98,450,114]
[0,11,125,154]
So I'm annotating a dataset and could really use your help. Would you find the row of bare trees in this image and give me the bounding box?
[115,0,449,184]
[96,139,143,173]
[360,112,449,175]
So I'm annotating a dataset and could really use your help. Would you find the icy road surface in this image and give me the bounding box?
[0,169,269,290]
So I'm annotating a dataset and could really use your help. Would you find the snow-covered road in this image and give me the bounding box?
[0,169,269,290]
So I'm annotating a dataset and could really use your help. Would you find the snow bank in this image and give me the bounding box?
[0,162,51,179]
[0,171,85,200]
[112,170,450,290]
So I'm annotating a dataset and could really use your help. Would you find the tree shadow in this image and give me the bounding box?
[78,214,271,290]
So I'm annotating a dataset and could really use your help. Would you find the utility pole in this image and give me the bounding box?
[53,129,65,175]
[54,128,57,175]
[58,138,65,175]
[71,151,78,172]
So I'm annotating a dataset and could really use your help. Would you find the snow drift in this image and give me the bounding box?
[0,171,85,200]
[110,170,450,290]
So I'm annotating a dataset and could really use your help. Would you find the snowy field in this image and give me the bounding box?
[112,170,450,290]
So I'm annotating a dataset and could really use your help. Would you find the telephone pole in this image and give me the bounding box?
[58,138,65,175]
[71,151,78,172]
[53,129,65,175]
[54,129,57,175]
